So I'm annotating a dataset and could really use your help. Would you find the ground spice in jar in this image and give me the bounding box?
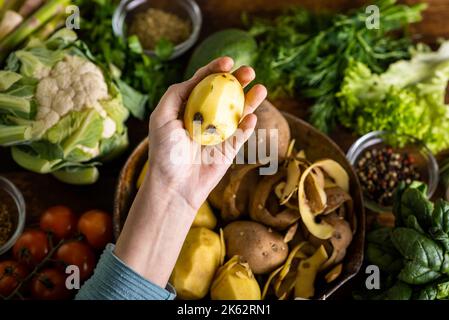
[0,204,13,246]
[128,8,191,50]
[356,147,421,206]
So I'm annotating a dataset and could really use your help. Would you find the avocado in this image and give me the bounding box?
[184,29,257,79]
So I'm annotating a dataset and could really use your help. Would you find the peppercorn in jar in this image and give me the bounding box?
[356,146,421,206]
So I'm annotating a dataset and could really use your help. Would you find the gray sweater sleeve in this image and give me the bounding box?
[76,244,176,300]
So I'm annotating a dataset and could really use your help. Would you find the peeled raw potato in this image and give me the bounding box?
[170,228,222,299]
[192,201,217,229]
[211,256,261,300]
[184,73,244,145]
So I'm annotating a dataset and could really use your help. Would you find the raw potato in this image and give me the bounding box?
[211,256,261,300]
[192,201,217,229]
[170,228,222,299]
[224,221,289,274]
[244,100,291,161]
[184,73,244,145]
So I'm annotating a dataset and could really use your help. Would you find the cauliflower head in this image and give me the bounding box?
[0,29,131,184]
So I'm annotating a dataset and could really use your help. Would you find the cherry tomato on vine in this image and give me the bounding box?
[55,241,95,281]
[0,260,28,297]
[78,210,112,249]
[13,229,49,267]
[40,205,78,240]
[31,268,71,300]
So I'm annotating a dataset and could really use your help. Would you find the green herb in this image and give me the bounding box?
[154,38,174,61]
[245,0,426,133]
[76,0,181,114]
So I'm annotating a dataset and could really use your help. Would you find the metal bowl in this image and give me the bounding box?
[113,0,202,60]
[113,111,365,300]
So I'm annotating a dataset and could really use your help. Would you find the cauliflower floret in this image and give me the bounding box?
[35,55,109,131]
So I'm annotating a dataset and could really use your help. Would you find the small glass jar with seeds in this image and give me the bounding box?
[347,131,439,213]
[0,177,26,255]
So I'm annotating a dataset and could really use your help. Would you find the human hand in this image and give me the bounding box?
[148,57,267,211]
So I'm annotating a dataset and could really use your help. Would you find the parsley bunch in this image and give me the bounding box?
[246,0,426,133]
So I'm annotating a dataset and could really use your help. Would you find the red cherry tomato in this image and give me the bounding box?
[40,205,78,240]
[78,210,112,249]
[0,260,28,297]
[55,241,95,281]
[13,229,49,267]
[31,268,71,300]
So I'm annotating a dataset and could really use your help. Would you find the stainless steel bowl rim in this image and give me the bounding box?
[112,0,202,60]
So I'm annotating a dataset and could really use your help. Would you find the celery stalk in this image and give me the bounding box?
[18,0,44,18]
[0,0,70,62]
[0,10,24,41]
[34,12,65,41]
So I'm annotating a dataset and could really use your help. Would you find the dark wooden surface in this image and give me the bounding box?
[1,0,449,298]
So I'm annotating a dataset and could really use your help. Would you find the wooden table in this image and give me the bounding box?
[0,0,448,298]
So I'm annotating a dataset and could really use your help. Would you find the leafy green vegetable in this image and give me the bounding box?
[392,228,447,284]
[337,41,449,153]
[366,228,403,274]
[76,0,181,112]
[382,281,413,300]
[430,200,449,252]
[400,188,433,231]
[0,29,132,184]
[363,183,449,299]
[245,0,426,132]
[154,38,174,61]
[416,278,449,300]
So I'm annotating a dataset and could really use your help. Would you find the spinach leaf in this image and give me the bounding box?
[367,243,403,274]
[430,199,449,251]
[432,200,449,232]
[382,281,413,300]
[404,215,425,234]
[393,181,428,227]
[366,228,402,273]
[391,228,448,284]
[401,188,433,231]
[416,278,449,300]
[398,261,442,285]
